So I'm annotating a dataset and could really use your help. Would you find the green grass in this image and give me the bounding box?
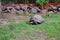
[0,14,60,40]
[16,13,35,17]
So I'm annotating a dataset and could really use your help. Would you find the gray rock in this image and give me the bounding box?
[48,11,54,14]
[0,3,2,16]
[4,6,14,13]
[10,7,16,13]
[31,7,37,14]
[16,10,24,14]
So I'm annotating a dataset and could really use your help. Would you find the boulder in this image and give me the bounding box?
[10,7,16,13]
[16,10,24,14]
[0,4,2,16]
[31,7,37,14]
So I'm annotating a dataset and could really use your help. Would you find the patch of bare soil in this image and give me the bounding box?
[0,13,30,26]
[10,30,49,40]
[0,18,8,26]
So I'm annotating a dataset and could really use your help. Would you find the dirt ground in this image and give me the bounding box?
[0,13,30,26]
